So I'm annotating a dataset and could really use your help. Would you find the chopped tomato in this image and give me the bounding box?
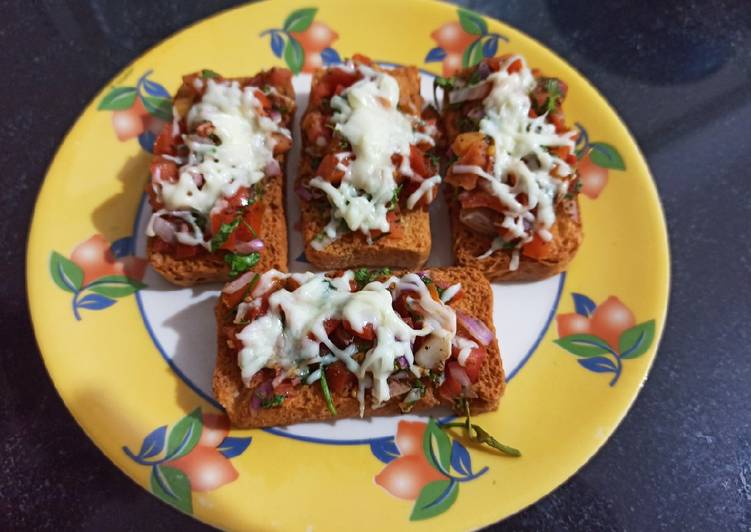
[549,111,566,133]
[462,347,487,383]
[343,321,375,341]
[272,134,292,155]
[210,202,265,250]
[325,361,357,394]
[553,146,577,166]
[522,233,556,260]
[273,381,297,396]
[311,69,361,105]
[150,159,178,183]
[316,153,346,184]
[507,58,523,73]
[438,361,464,400]
[175,243,199,259]
[310,318,340,341]
[332,325,355,349]
[253,89,271,110]
[221,274,259,309]
[153,124,176,156]
[409,145,430,178]
[267,67,292,88]
[226,188,250,209]
[302,112,331,145]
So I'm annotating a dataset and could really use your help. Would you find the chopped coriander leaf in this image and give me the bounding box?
[467,70,482,85]
[434,76,455,89]
[319,366,337,416]
[190,210,207,231]
[210,217,241,251]
[261,394,285,408]
[201,69,220,78]
[354,267,392,289]
[427,152,440,168]
[436,285,446,297]
[388,184,403,210]
[544,79,563,113]
[224,251,260,278]
[419,274,433,285]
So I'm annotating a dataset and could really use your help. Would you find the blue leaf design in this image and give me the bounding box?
[482,36,499,58]
[270,32,284,58]
[77,293,116,310]
[578,356,617,373]
[321,47,342,65]
[110,236,133,258]
[424,47,447,62]
[217,436,252,459]
[138,426,167,459]
[370,438,400,464]
[138,130,156,152]
[142,77,171,99]
[572,293,597,317]
[449,440,472,476]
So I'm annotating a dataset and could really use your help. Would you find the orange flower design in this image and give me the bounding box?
[374,421,447,500]
[261,8,341,74]
[555,293,656,385]
[124,409,251,515]
[573,124,627,200]
[50,234,147,320]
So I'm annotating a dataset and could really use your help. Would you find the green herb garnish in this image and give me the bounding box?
[543,78,562,114]
[433,76,455,110]
[442,399,521,457]
[354,267,392,289]
[467,70,482,85]
[201,69,220,78]
[261,394,285,408]
[388,185,403,211]
[224,251,260,278]
[319,366,337,416]
[211,217,241,251]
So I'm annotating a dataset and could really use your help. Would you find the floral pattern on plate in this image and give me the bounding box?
[124,409,252,515]
[555,293,655,385]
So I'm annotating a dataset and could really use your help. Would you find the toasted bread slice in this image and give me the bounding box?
[297,56,441,270]
[442,56,582,281]
[213,267,504,428]
[146,68,295,286]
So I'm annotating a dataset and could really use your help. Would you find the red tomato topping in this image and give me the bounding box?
[462,347,487,383]
[325,361,357,395]
[343,321,375,341]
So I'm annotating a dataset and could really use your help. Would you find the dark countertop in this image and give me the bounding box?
[3,1,750,530]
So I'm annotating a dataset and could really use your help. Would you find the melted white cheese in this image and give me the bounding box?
[309,64,440,248]
[235,270,460,413]
[157,79,289,215]
[458,55,576,267]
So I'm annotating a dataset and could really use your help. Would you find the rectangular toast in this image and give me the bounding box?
[146,68,296,286]
[296,54,443,270]
[213,267,504,428]
[442,55,583,281]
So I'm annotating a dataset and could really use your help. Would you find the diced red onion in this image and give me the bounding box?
[448,81,491,104]
[265,159,281,176]
[395,356,409,369]
[269,110,281,123]
[478,62,491,80]
[233,239,264,254]
[456,310,494,346]
[272,371,286,388]
[192,173,204,188]
[222,271,256,294]
[250,394,262,410]
[153,216,176,243]
[468,106,485,121]
[448,363,471,388]
[295,184,313,202]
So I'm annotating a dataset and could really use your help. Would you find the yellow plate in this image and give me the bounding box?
[26,0,669,529]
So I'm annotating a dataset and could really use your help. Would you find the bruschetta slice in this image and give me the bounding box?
[442,55,582,281]
[146,68,295,285]
[213,267,504,428]
[296,54,444,270]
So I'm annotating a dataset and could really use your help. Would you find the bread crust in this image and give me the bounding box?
[297,61,433,270]
[448,192,582,282]
[146,69,295,286]
[213,267,505,428]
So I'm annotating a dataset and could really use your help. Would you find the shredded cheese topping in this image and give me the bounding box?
[235,270,469,414]
[459,55,577,268]
[309,64,439,249]
[156,79,289,215]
